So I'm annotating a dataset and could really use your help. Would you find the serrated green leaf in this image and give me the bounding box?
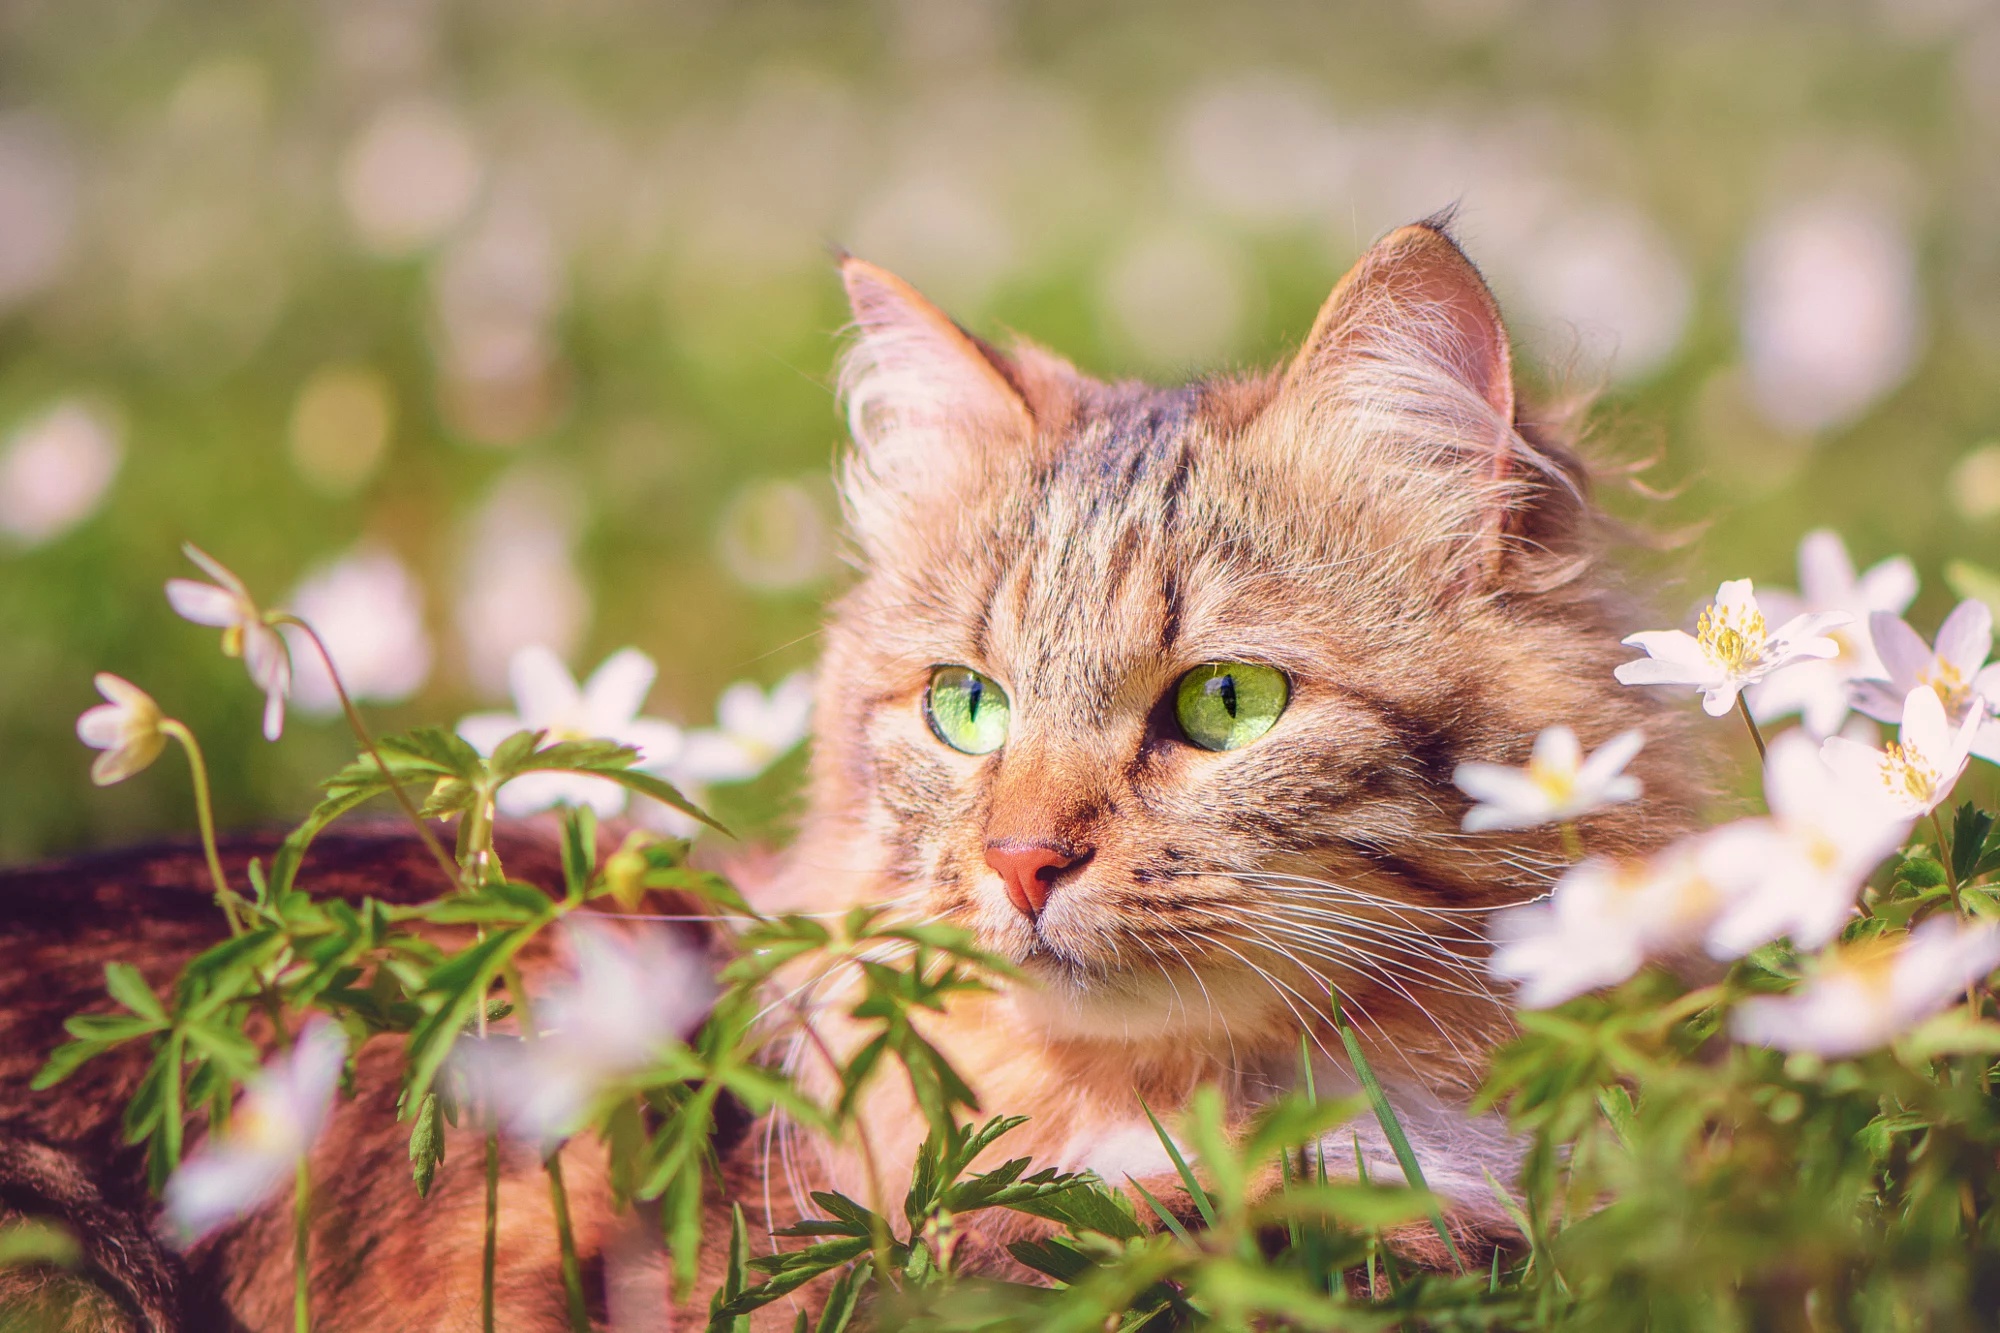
[409,1090,445,1197]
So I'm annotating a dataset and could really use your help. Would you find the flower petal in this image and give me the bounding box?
[1529,726,1581,776]
[1935,600,1994,678]
[165,580,242,628]
[1795,530,1855,608]
[76,703,125,748]
[1577,729,1645,786]
[180,543,250,598]
[508,645,581,729]
[1854,554,1918,615]
[582,648,659,730]
[458,712,528,756]
[1869,612,1933,689]
[1900,684,1950,760]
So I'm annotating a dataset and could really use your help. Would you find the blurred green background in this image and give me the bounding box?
[3,0,1998,863]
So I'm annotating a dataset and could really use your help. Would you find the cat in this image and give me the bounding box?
[0,217,1701,1330]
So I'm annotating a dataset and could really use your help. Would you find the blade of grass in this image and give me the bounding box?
[1137,1094,1216,1228]
[1127,1174,1195,1245]
[1331,995,1464,1273]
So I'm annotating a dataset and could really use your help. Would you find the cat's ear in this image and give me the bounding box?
[1283,220,1514,425]
[1273,220,1550,589]
[837,256,1034,498]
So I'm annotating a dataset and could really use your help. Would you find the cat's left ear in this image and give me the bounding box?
[1274,220,1543,587]
[1283,219,1514,425]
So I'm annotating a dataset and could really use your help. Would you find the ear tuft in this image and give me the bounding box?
[1284,221,1515,426]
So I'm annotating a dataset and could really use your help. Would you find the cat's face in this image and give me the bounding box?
[801,227,1697,1060]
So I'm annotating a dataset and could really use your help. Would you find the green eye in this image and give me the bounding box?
[924,666,1011,755]
[1174,663,1288,752]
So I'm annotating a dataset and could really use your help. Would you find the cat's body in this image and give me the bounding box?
[0,220,1702,1328]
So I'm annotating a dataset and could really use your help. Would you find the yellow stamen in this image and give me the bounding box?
[1697,601,1768,673]
[1880,742,1940,806]
[1919,661,1968,714]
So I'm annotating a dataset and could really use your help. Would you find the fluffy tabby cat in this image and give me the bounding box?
[0,219,1701,1329]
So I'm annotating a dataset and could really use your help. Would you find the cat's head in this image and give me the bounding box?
[800,220,1700,1065]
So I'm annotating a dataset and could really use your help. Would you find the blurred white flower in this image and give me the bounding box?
[1701,731,1913,958]
[1733,918,2000,1057]
[671,672,814,786]
[166,543,290,741]
[458,646,682,818]
[0,400,122,547]
[281,546,432,717]
[339,97,483,257]
[1453,726,1644,833]
[1852,601,2000,764]
[1516,202,1692,384]
[1171,75,1344,227]
[1748,530,1919,737]
[457,919,713,1146]
[715,477,834,592]
[1822,686,1985,818]
[1488,847,1720,1008]
[1615,578,1849,717]
[455,467,590,695]
[1740,198,1923,434]
[162,1018,347,1247]
[75,673,167,787]
[847,173,1015,312]
[1951,441,2000,521]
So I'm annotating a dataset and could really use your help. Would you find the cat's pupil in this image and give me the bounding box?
[1207,674,1238,718]
[965,677,983,719]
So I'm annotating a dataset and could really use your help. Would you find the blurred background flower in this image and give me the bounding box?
[4,0,2000,860]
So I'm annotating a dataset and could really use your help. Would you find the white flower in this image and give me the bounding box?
[1747,530,1918,737]
[1821,686,1984,819]
[0,400,122,547]
[669,671,814,786]
[281,546,433,716]
[1851,600,2000,765]
[457,646,682,818]
[1452,726,1643,833]
[1488,847,1720,1008]
[161,1018,347,1247]
[1615,579,1850,718]
[456,919,714,1146]
[165,543,291,741]
[75,673,168,786]
[1700,731,1912,958]
[1732,918,2000,1057]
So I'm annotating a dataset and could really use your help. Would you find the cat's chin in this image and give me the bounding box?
[1007,950,1249,1045]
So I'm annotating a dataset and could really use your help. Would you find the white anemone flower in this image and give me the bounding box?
[457,919,715,1146]
[1452,726,1644,833]
[1614,579,1849,717]
[1488,846,1721,1008]
[75,673,167,786]
[165,543,292,741]
[1851,600,2000,765]
[458,646,684,819]
[1700,731,1912,958]
[162,1018,347,1247]
[1821,686,1985,819]
[1747,530,1918,737]
[282,546,433,716]
[670,671,814,786]
[1732,917,2000,1057]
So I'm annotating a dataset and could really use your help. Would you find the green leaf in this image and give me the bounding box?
[560,805,598,899]
[1254,1182,1440,1230]
[587,767,731,837]
[404,927,533,1103]
[408,1090,445,1197]
[1951,803,1995,887]
[0,1219,81,1268]
[103,963,166,1024]
[1126,1175,1195,1245]
[31,1038,113,1090]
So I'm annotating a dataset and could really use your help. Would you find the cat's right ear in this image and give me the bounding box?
[837,257,1034,525]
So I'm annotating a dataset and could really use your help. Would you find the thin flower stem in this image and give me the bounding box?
[482,1130,500,1333]
[273,614,460,890]
[499,961,589,1333]
[1930,810,1964,916]
[160,720,244,934]
[1734,695,1768,765]
[294,1154,312,1333]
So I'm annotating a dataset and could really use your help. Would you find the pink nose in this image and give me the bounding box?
[985,841,1088,921]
